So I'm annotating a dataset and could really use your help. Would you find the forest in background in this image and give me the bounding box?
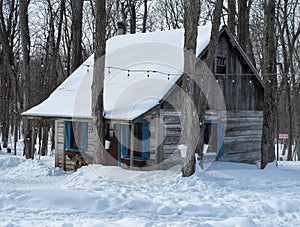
[0,0,299,161]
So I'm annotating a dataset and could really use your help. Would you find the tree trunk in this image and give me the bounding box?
[237,0,255,65]
[70,0,84,73]
[92,0,106,164]
[295,81,300,160]
[129,0,136,34]
[142,0,147,33]
[261,0,277,169]
[19,0,33,159]
[206,0,223,71]
[41,120,50,156]
[227,0,236,35]
[181,0,200,177]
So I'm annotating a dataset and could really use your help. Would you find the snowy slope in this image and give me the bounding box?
[1,151,300,226]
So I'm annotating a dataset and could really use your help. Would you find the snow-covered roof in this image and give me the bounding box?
[22,25,212,121]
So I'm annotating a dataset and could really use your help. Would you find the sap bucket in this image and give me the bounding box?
[105,140,111,150]
[178,144,188,158]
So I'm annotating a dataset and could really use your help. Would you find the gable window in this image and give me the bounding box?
[215,55,227,74]
[65,121,88,152]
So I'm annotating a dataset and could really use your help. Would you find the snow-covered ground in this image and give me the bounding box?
[0,150,300,227]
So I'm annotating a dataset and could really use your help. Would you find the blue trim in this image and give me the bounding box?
[203,120,224,158]
[141,120,150,159]
[65,121,88,153]
[204,119,220,124]
[121,124,129,157]
[116,120,150,161]
[217,123,225,158]
[65,121,71,150]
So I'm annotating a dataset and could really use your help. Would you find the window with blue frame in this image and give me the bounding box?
[117,120,150,161]
[65,121,88,152]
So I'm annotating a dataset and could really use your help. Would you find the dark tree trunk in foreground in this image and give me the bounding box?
[237,0,255,65]
[227,0,236,35]
[129,0,136,34]
[206,0,223,70]
[92,0,106,164]
[70,0,84,73]
[261,0,277,169]
[181,0,200,177]
[19,0,33,159]
[142,0,147,33]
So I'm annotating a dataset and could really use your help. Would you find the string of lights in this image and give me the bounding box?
[82,64,300,83]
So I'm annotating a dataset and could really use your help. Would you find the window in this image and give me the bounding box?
[65,121,88,152]
[117,120,150,160]
[215,55,227,74]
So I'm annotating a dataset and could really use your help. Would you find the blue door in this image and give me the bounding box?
[203,120,224,158]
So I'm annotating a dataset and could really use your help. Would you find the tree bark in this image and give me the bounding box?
[261,0,277,169]
[142,0,147,33]
[19,0,33,159]
[206,0,223,71]
[92,0,106,164]
[227,0,236,35]
[70,0,84,73]
[129,0,136,34]
[181,0,200,177]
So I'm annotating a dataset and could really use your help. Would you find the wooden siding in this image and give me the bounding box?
[221,111,263,163]
[55,119,94,171]
[159,110,262,164]
[161,111,181,160]
[216,33,263,110]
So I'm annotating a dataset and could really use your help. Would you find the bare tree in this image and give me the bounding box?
[206,0,224,70]
[0,0,22,152]
[70,0,84,72]
[261,0,277,169]
[142,0,147,33]
[19,0,34,159]
[237,0,256,65]
[181,0,200,177]
[92,0,106,164]
[276,0,300,161]
[227,0,236,35]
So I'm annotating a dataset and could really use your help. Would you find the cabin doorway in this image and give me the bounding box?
[105,120,150,167]
[105,123,120,166]
[203,120,224,159]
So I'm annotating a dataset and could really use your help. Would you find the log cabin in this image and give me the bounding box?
[22,24,264,171]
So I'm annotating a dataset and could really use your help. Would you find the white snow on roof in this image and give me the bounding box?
[22,24,211,121]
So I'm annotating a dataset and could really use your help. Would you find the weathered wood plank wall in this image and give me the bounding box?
[221,111,263,163]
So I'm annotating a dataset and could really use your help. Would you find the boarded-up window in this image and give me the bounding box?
[215,55,226,74]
